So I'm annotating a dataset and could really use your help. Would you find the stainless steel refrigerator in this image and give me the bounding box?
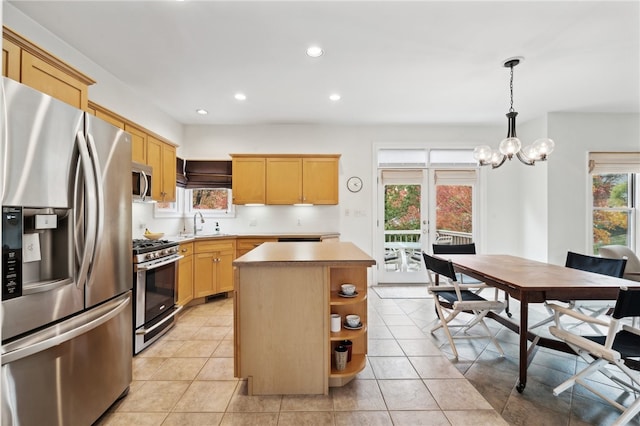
[1,77,133,425]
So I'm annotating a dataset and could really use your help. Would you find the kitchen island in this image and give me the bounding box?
[233,242,375,395]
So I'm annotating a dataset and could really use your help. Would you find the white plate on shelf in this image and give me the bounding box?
[338,291,358,298]
[343,322,363,330]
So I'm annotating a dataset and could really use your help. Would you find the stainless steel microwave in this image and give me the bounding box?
[132,162,153,202]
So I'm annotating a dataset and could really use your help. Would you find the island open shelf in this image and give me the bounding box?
[233,242,375,395]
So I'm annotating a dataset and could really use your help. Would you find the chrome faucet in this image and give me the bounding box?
[193,212,205,236]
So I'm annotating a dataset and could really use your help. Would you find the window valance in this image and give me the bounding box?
[588,152,640,174]
[184,160,232,189]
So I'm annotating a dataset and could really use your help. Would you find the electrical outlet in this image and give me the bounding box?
[139,222,146,230]
[297,218,302,226]
[249,218,257,227]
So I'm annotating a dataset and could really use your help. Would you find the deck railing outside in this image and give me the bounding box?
[384,229,472,245]
[383,230,473,271]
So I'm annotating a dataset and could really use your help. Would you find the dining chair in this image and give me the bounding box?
[432,243,512,318]
[548,286,640,426]
[422,252,505,359]
[599,245,640,282]
[529,251,627,331]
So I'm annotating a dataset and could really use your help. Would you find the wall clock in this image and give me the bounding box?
[347,176,363,193]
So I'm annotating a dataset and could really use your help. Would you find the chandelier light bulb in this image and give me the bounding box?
[490,151,504,165]
[499,137,522,158]
[473,145,493,162]
[521,144,540,161]
[532,138,555,159]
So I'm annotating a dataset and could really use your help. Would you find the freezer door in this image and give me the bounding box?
[84,114,132,307]
[1,77,83,208]
[1,291,132,426]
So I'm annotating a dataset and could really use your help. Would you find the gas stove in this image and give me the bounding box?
[132,239,179,264]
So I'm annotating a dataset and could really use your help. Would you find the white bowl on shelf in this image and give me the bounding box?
[345,315,360,327]
[341,284,356,295]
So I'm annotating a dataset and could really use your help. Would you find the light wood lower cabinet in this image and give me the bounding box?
[235,238,278,258]
[194,239,236,298]
[177,242,194,307]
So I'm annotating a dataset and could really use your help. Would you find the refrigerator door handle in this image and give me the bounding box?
[23,277,74,295]
[74,130,97,289]
[1,294,131,365]
[85,132,105,284]
[1,81,7,202]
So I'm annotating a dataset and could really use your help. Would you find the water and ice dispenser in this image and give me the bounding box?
[2,206,72,301]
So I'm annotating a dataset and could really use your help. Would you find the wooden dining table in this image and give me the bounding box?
[443,254,635,393]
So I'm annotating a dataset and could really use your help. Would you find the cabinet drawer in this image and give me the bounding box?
[195,239,236,253]
[178,242,194,256]
[236,238,278,251]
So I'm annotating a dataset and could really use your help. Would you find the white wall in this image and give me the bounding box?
[547,112,640,265]
[3,4,184,145]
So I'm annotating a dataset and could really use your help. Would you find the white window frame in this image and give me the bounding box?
[153,187,185,218]
[588,152,640,253]
[184,187,236,218]
[154,187,236,218]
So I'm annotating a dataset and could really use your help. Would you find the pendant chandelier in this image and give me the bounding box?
[473,57,555,169]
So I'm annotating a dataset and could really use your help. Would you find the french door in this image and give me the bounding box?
[377,169,428,283]
[376,168,478,284]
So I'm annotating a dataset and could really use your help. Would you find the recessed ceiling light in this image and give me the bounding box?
[329,94,341,101]
[196,109,208,115]
[306,46,324,58]
[234,93,247,101]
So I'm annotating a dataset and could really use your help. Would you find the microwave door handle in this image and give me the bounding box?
[74,130,97,290]
[141,170,149,202]
[85,133,105,286]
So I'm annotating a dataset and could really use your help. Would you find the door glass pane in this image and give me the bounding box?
[435,185,473,245]
[384,184,423,273]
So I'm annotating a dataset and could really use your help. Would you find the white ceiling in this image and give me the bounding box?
[9,1,640,126]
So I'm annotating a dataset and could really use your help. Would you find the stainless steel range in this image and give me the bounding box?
[133,239,183,354]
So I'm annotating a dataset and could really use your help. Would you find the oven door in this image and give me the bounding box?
[133,255,183,354]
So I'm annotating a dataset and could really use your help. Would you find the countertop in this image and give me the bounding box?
[166,232,340,244]
[233,241,376,266]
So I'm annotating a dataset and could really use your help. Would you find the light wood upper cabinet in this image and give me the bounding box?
[231,154,340,205]
[3,27,95,111]
[147,135,176,203]
[91,104,126,130]
[232,156,266,205]
[266,157,303,204]
[303,157,340,205]
[125,124,148,165]
[3,37,20,81]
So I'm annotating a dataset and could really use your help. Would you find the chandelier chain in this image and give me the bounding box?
[509,65,515,113]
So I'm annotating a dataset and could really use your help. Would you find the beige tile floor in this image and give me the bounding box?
[95,289,639,426]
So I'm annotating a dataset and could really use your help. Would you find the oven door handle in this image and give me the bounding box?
[135,255,183,271]
[136,305,183,336]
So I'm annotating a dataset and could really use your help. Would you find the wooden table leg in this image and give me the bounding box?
[516,292,529,393]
